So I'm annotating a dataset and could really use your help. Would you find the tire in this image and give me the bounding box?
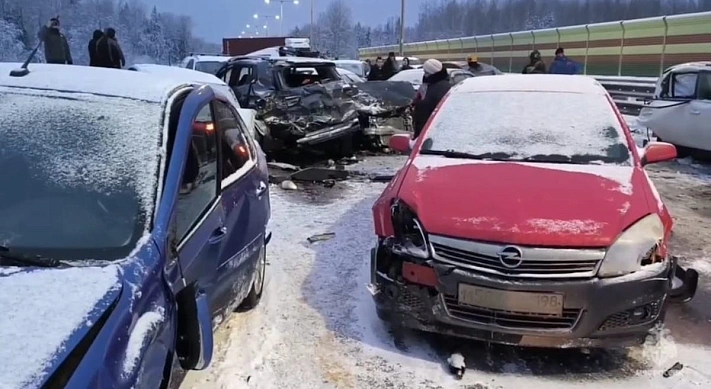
[240,242,266,310]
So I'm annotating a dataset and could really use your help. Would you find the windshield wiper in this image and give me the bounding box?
[0,246,63,268]
[420,149,511,161]
[516,157,586,165]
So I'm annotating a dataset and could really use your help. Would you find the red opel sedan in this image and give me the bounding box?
[370,74,695,348]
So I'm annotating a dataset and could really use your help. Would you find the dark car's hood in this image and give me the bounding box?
[0,265,122,388]
[398,155,651,247]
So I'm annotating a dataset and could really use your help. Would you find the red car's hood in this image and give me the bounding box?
[398,155,651,247]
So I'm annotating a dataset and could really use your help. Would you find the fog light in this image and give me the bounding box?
[631,306,650,322]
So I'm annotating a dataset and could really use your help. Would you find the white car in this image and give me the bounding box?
[128,64,262,141]
[389,68,476,90]
[336,68,365,84]
[179,54,232,75]
[333,60,367,78]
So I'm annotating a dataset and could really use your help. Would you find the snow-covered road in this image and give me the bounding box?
[182,117,711,389]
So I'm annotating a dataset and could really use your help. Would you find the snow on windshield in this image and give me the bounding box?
[424,91,631,164]
[0,88,164,244]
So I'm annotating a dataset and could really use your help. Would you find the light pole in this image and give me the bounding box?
[399,0,405,55]
[310,0,314,44]
[265,0,299,36]
[254,13,279,37]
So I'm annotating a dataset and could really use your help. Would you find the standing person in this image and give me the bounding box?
[368,57,385,81]
[382,51,398,79]
[95,27,125,69]
[38,17,73,64]
[465,55,501,76]
[401,57,413,70]
[522,50,546,74]
[548,47,581,74]
[87,29,103,67]
[413,59,451,139]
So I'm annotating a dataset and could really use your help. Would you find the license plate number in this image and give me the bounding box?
[458,284,564,316]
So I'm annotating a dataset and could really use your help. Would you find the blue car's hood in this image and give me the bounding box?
[0,265,123,389]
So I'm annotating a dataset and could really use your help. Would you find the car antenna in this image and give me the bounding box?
[10,38,42,77]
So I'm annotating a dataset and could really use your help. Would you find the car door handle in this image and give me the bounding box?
[208,226,228,244]
[256,181,267,197]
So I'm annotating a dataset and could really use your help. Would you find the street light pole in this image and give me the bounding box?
[399,0,405,56]
[310,0,314,45]
[280,2,284,36]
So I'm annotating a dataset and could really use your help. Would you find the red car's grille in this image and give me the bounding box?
[431,242,600,277]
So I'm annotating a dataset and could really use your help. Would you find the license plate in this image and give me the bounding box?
[457,284,564,316]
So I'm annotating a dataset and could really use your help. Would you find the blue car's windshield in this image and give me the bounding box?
[0,88,163,261]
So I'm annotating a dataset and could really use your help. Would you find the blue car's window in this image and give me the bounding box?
[175,103,219,241]
[0,88,163,260]
[213,101,252,180]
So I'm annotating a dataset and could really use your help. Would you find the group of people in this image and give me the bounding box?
[38,17,125,68]
[365,52,407,81]
[522,47,581,74]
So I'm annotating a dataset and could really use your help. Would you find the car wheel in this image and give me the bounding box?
[240,243,266,310]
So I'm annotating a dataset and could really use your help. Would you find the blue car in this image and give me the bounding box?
[0,63,271,388]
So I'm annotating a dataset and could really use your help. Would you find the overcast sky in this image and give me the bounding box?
[142,0,426,43]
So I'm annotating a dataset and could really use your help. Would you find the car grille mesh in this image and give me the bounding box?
[431,242,600,277]
[443,295,580,330]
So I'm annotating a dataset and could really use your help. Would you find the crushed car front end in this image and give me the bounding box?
[370,200,675,349]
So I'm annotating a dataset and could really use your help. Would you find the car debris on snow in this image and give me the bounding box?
[267,162,300,171]
[307,232,335,243]
[280,180,298,190]
[447,352,466,379]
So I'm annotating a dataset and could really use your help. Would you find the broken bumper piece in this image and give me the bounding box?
[370,239,673,349]
[295,119,360,145]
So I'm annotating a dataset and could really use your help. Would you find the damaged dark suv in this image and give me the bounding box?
[215,53,415,157]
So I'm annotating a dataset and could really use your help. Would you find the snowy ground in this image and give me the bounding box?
[182,116,711,388]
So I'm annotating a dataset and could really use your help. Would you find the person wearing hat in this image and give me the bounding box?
[548,47,581,75]
[466,54,501,76]
[38,17,73,65]
[522,49,546,74]
[413,59,451,138]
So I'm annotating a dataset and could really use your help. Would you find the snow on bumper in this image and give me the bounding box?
[369,241,675,349]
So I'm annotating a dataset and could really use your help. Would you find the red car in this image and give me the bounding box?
[370,74,697,348]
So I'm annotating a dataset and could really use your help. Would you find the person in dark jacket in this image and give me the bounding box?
[548,47,581,75]
[382,51,398,79]
[367,57,385,81]
[38,18,73,64]
[413,59,451,138]
[522,50,546,74]
[88,29,103,67]
[95,27,125,68]
[401,57,414,70]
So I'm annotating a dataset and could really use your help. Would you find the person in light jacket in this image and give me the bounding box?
[38,18,73,64]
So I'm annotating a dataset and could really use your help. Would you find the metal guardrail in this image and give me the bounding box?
[593,76,657,116]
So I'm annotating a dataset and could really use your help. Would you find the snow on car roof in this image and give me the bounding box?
[454,74,607,95]
[280,56,335,64]
[334,59,363,64]
[129,64,227,85]
[0,63,187,103]
[194,55,231,62]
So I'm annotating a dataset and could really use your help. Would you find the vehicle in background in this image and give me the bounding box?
[215,53,415,157]
[388,68,476,91]
[128,63,263,140]
[638,61,711,157]
[370,74,696,349]
[179,54,233,75]
[441,60,503,75]
[337,67,366,84]
[0,62,270,388]
[334,59,368,78]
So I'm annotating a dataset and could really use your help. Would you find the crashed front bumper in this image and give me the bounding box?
[295,119,360,145]
[369,241,674,349]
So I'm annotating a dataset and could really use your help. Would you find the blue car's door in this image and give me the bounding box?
[173,100,226,295]
[210,99,269,309]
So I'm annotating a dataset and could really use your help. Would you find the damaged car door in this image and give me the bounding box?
[219,63,263,108]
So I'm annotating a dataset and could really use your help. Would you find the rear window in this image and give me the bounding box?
[195,61,225,75]
[422,91,631,165]
[281,65,341,88]
[335,62,364,76]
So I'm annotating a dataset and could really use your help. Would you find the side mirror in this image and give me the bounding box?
[389,134,411,153]
[641,142,676,166]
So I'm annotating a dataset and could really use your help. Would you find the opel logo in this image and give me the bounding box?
[497,246,524,268]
